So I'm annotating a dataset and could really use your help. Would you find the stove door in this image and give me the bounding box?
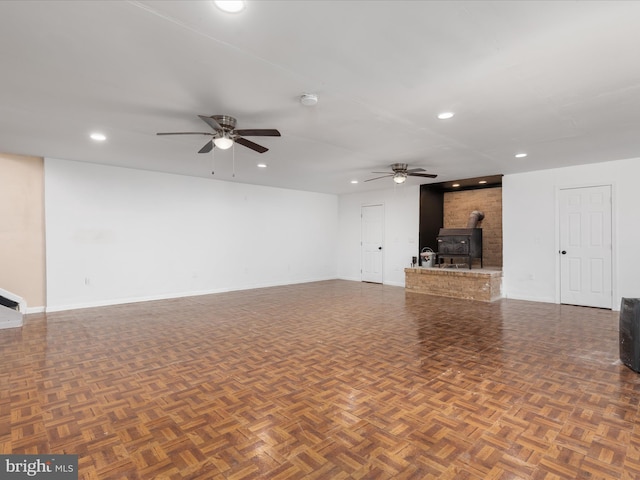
[437,236,470,255]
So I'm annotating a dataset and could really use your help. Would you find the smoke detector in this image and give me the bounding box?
[300,93,318,106]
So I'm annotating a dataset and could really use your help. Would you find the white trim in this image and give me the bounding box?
[554,186,560,304]
[360,203,385,284]
[45,277,337,313]
[26,306,46,314]
[338,275,362,282]
[611,182,619,309]
[504,293,556,304]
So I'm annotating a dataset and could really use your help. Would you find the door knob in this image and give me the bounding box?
[560,250,567,255]
[378,246,382,250]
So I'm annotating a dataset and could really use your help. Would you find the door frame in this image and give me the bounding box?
[361,203,384,284]
[554,182,616,307]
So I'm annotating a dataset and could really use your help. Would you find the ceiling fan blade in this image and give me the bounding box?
[198,115,223,131]
[157,132,213,136]
[406,167,426,173]
[364,175,393,182]
[235,137,268,153]
[198,140,214,154]
[371,171,394,174]
[408,173,438,178]
[235,129,281,137]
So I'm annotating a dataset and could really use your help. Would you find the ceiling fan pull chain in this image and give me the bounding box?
[232,143,236,178]
[211,147,215,175]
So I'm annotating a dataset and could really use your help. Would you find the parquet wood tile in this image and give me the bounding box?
[1,280,638,478]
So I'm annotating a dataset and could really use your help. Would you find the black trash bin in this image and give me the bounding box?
[620,298,640,373]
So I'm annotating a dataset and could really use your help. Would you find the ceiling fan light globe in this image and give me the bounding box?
[213,1,245,13]
[214,136,234,150]
[393,173,407,184]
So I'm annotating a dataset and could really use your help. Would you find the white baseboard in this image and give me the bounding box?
[45,277,340,313]
[337,275,362,282]
[45,288,229,313]
[503,293,556,304]
[26,306,46,314]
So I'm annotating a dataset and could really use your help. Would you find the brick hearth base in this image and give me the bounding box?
[405,267,503,302]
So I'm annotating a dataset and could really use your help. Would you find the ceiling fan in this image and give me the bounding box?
[157,115,280,154]
[365,163,438,184]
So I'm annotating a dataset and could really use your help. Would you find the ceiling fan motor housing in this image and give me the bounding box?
[211,115,237,132]
[391,163,409,172]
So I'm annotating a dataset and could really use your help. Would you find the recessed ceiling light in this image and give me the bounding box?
[479,180,487,184]
[350,180,358,184]
[452,183,460,188]
[515,153,528,158]
[213,0,246,13]
[90,132,106,141]
[300,93,318,106]
[257,163,267,168]
[437,112,455,120]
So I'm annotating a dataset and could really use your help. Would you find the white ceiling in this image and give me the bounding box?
[1,1,640,195]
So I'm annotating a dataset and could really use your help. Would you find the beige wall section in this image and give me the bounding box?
[0,153,46,309]
[444,187,503,267]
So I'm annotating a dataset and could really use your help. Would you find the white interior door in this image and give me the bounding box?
[361,204,383,283]
[559,185,612,309]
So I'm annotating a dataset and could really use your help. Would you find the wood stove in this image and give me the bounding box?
[436,228,483,269]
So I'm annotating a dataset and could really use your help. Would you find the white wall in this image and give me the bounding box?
[45,155,640,312]
[337,185,420,287]
[503,157,640,309]
[45,158,338,311]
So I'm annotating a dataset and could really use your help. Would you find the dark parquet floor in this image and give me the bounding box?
[1,280,637,479]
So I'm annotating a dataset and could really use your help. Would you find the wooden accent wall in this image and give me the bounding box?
[443,187,502,267]
[0,153,45,309]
